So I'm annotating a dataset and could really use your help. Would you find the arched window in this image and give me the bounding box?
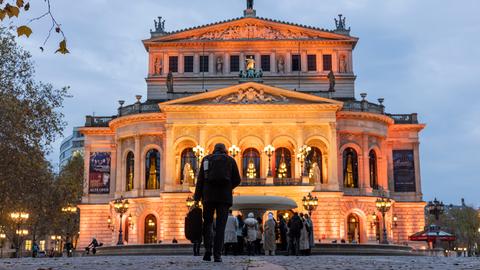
[242,148,260,179]
[347,214,360,243]
[144,214,157,244]
[369,150,378,189]
[180,148,197,185]
[275,147,292,179]
[145,149,160,190]
[306,147,323,184]
[125,152,134,191]
[343,147,358,188]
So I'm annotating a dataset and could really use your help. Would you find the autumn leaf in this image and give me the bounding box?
[24,2,30,11]
[0,9,6,21]
[17,25,32,38]
[55,39,70,54]
[4,4,20,18]
[16,0,24,8]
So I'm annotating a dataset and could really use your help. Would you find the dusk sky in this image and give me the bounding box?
[13,0,480,206]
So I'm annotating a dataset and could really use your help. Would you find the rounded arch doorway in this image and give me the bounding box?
[347,213,361,243]
[144,214,158,244]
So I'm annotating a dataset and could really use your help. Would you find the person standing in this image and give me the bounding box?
[244,213,258,256]
[278,215,288,251]
[287,212,303,256]
[185,201,203,256]
[263,212,277,255]
[194,143,241,262]
[299,213,310,255]
[305,214,314,255]
[224,210,238,256]
[235,214,245,255]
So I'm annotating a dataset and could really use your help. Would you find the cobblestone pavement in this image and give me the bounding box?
[0,255,479,270]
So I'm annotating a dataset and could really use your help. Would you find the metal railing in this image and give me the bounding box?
[342,100,385,114]
[118,102,160,117]
[85,116,116,127]
[238,178,309,186]
[386,113,418,124]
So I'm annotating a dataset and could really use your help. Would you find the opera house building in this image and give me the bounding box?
[78,4,426,248]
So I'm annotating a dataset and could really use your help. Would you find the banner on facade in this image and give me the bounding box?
[393,150,416,192]
[89,152,111,194]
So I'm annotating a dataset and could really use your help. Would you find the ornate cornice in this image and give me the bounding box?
[337,111,394,125]
[162,103,341,112]
[79,127,114,136]
[389,124,426,132]
[108,113,166,129]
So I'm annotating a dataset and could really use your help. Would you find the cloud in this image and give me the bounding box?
[15,0,480,206]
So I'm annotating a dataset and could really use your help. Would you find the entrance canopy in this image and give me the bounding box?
[232,196,297,211]
[409,225,456,242]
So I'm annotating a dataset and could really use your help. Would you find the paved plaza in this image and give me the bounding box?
[0,255,479,270]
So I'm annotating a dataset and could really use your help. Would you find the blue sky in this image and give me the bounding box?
[13,0,480,206]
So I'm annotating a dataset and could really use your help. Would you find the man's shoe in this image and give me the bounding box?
[203,252,212,261]
[214,257,222,262]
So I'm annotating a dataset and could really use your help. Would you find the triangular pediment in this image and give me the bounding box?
[145,17,357,43]
[159,82,343,109]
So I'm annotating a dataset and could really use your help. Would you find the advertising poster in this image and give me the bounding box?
[89,152,111,194]
[393,150,416,192]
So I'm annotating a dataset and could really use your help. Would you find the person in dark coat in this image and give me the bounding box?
[278,215,288,251]
[194,143,241,262]
[287,212,303,256]
[185,202,203,256]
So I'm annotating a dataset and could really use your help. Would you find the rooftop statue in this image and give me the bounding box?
[247,0,254,9]
[246,56,255,70]
[328,70,336,92]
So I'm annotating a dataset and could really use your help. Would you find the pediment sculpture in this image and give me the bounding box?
[213,87,288,104]
[188,24,324,41]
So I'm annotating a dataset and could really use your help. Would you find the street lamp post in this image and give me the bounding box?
[426,198,445,249]
[297,145,311,178]
[302,193,318,216]
[263,145,275,177]
[113,196,130,245]
[10,211,29,258]
[375,196,392,245]
[0,232,6,258]
[193,145,205,174]
[61,205,78,239]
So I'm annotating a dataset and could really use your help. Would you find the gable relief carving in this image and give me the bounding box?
[187,24,325,41]
[213,87,288,104]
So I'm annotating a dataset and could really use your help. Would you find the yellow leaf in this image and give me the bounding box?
[0,9,6,21]
[5,4,20,18]
[17,25,32,38]
[55,39,70,54]
[16,0,24,8]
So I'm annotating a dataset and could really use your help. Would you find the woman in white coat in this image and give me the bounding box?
[263,212,277,255]
[244,212,258,256]
[224,210,238,255]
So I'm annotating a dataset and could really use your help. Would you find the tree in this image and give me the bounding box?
[0,27,68,254]
[0,0,69,53]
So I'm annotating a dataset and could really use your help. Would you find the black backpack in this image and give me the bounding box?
[205,154,232,185]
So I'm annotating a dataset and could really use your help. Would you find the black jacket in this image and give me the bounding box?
[193,151,241,206]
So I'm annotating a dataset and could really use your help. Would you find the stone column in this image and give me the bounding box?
[285,51,291,74]
[224,53,230,74]
[362,134,371,194]
[316,50,323,73]
[134,135,142,196]
[270,52,276,73]
[326,122,339,191]
[110,143,117,197]
[332,51,339,73]
[178,53,184,74]
[115,137,122,195]
[209,53,215,75]
[193,53,200,74]
[240,52,245,72]
[164,124,176,191]
[386,141,394,192]
[301,51,308,72]
[163,53,169,74]
[255,52,261,71]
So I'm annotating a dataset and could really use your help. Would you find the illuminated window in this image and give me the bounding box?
[144,214,157,244]
[145,149,160,190]
[343,147,359,188]
[180,148,197,185]
[39,240,46,251]
[25,240,32,251]
[242,148,260,179]
[275,147,292,179]
[369,150,378,189]
[126,151,134,191]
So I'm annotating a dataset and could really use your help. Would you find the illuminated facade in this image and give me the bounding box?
[78,3,426,248]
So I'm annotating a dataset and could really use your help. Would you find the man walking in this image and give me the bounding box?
[194,143,241,262]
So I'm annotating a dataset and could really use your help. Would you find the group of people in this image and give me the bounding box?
[191,142,316,262]
[223,211,278,256]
